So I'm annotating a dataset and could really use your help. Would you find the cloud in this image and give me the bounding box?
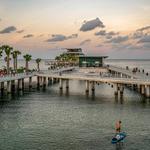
[80,39,91,46]
[107,36,129,43]
[23,34,34,38]
[138,35,150,43]
[107,31,119,36]
[17,30,24,33]
[132,31,145,39]
[46,34,78,42]
[137,26,150,32]
[38,34,44,37]
[96,44,103,47]
[95,30,106,36]
[95,30,119,39]
[80,18,105,32]
[0,26,17,34]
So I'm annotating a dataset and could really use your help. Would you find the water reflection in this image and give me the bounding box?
[115,142,124,150]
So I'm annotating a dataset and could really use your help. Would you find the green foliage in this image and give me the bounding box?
[11,50,21,58]
[23,54,32,61]
[36,58,41,63]
[55,53,79,62]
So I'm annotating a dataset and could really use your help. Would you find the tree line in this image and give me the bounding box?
[0,45,41,75]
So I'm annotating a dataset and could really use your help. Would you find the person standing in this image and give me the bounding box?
[115,120,122,133]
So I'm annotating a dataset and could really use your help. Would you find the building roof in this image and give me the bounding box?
[79,55,108,58]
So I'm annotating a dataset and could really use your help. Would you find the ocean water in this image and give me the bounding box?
[0,59,150,150]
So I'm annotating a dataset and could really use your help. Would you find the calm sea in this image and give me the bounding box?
[0,59,150,150]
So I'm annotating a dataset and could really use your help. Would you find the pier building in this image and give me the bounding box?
[79,56,108,67]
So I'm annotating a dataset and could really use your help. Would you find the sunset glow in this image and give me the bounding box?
[0,0,150,58]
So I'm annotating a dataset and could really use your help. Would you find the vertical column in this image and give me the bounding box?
[114,83,119,95]
[141,85,145,95]
[120,85,124,96]
[22,79,24,91]
[37,76,40,89]
[137,84,141,92]
[48,77,50,86]
[18,79,22,91]
[11,80,15,94]
[91,81,95,92]
[85,80,89,93]
[66,79,69,89]
[59,78,63,90]
[51,78,54,84]
[29,77,32,89]
[40,77,43,87]
[43,77,46,89]
[1,82,4,96]
[7,81,11,94]
[145,85,150,98]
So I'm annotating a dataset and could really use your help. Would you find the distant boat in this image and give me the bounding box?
[111,132,126,144]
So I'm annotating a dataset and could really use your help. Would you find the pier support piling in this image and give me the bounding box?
[1,82,4,96]
[145,85,150,98]
[91,81,95,92]
[7,81,11,94]
[11,80,15,93]
[29,77,32,89]
[43,77,46,90]
[85,80,90,93]
[114,84,119,96]
[66,79,69,89]
[18,79,22,91]
[37,76,40,89]
[141,85,145,95]
[22,79,24,91]
[59,78,63,90]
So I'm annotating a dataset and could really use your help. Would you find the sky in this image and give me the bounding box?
[0,0,150,59]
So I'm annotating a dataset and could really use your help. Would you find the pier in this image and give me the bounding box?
[0,72,36,95]
[0,66,150,98]
[36,66,150,98]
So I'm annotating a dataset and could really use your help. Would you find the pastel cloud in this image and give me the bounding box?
[23,34,34,38]
[17,30,24,33]
[0,26,17,34]
[80,18,105,32]
[46,34,78,42]
[80,39,91,45]
[138,35,150,43]
[107,36,129,43]
[136,26,150,32]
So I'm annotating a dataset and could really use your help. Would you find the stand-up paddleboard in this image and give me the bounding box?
[111,132,126,144]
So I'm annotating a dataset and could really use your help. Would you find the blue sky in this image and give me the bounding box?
[0,0,150,58]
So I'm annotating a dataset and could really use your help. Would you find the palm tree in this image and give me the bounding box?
[0,45,13,74]
[35,58,41,71]
[23,54,32,73]
[11,50,21,73]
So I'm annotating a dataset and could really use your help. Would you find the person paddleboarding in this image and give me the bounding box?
[115,120,122,133]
